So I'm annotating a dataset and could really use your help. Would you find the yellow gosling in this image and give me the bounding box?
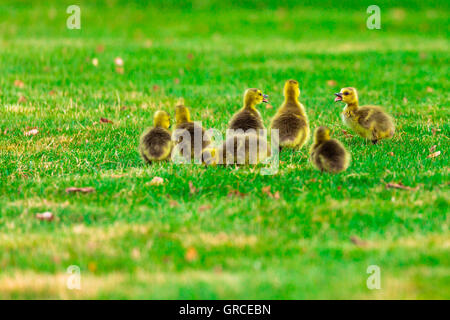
[335,87,395,144]
[228,88,268,133]
[173,105,210,160]
[270,79,310,149]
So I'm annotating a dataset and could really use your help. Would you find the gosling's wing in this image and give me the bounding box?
[309,144,323,170]
[272,112,308,145]
[228,109,243,129]
[356,107,377,129]
[229,109,264,132]
[359,105,395,134]
[322,139,349,172]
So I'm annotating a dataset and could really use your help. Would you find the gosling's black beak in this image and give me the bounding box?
[334,92,343,102]
[262,94,269,103]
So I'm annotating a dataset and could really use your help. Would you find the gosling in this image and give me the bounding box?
[228,88,268,134]
[270,79,309,149]
[310,126,350,173]
[139,110,172,163]
[202,133,270,166]
[173,105,210,161]
[335,87,395,144]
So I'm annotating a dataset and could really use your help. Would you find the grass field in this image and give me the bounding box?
[0,0,449,299]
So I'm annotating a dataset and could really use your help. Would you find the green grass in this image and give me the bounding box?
[0,0,449,299]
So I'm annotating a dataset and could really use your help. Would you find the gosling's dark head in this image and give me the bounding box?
[314,126,332,143]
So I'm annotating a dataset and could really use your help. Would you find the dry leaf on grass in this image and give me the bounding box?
[174,78,180,84]
[100,117,113,124]
[402,97,408,103]
[14,79,24,88]
[427,151,441,159]
[152,85,160,92]
[49,90,56,96]
[429,145,437,153]
[350,235,367,247]
[326,80,337,86]
[17,96,27,104]
[189,181,197,194]
[431,128,441,136]
[388,152,394,156]
[227,189,247,198]
[265,104,273,109]
[198,204,212,212]
[385,182,419,191]
[92,58,99,67]
[169,200,179,208]
[24,128,38,136]
[185,247,198,262]
[149,176,164,186]
[35,211,54,221]
[66,187,95,194]
[426,86,434,93]
[262,186,271,196]
[110,173,126,178]
[262,186,280,199]
[115,67,124,74]
[342,130,353,138]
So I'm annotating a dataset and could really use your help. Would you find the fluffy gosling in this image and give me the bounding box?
[335,87,395,144]
[202,133,270,166]
[172,105,210,160]
[310,126,350,173]
[139,110,172,163]
[228,88,268,133]
[270,79,309,149]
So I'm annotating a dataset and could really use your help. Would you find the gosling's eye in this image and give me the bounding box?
[343,92,349,96]
[259,93,262,96]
